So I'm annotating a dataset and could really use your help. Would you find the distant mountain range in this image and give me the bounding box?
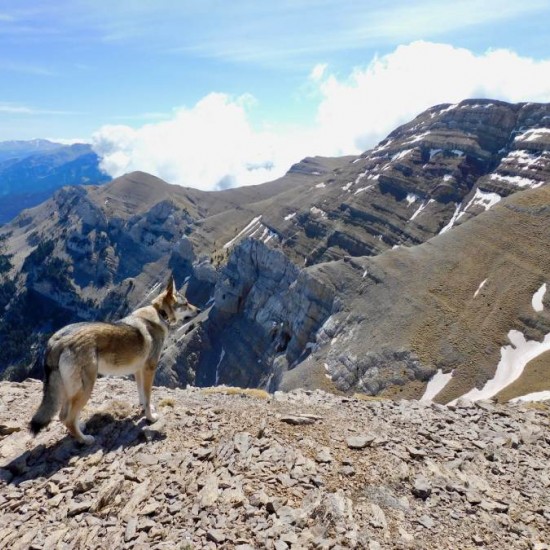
[0,139,110,224]
[0,99,549,404]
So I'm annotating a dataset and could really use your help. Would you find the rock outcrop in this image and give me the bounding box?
[0,378,549,549]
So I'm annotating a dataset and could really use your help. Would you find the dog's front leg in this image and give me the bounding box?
[142,363,158,423]
[135,369,146,409]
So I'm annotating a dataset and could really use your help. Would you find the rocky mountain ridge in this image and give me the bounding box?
[0,99,549,403]
[0,378,549,549]
[0,140,110,224]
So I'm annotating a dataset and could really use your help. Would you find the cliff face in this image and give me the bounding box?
[0,100,549,402]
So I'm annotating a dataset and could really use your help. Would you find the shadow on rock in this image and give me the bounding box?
[2,411,166,485]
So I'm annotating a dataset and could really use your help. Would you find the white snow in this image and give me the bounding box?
[406,131,431,144]
[362,270,368,278]
[438,104,457,115]
[503,149,540,167]
[514,128,550,142]
[429,148,442,160]
[443,174,453,182]
[373,139,393,152]
[511,390,550,403]
[532,283,547,312]
[457,189,501,221]
[490,173,542,189]
[315,182,326,188]
[391,149,412,162]
[284,212,296,221]
[451,330,550,403]
[439,203,461,234]
[451,150,464,157]
[223,216,262,249]
[474,278,488,298]
[421,369,453,402]
[409,199,434,222]
[214,348,225,385]
[354,185,373,195]
[144,281,162,299]
[310,206,328,218]
[406,193,418,206]
[342,182,353,191]
[355,172,367,185]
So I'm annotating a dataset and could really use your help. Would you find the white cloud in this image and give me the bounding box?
[92,93,317,190]
[313,41,550,152]
[93,42,550,191]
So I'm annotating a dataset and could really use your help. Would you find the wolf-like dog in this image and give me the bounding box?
[30,275,199,444]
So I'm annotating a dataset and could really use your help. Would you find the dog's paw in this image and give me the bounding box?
[80,434,95,446]
[146,412,159,423]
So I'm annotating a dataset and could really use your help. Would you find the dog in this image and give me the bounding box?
[30,274,200,444]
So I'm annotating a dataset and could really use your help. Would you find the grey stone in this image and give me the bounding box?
[346,435,375,449]
[412,477,432,500]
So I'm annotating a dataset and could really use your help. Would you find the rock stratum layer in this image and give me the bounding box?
[0,379,549,549]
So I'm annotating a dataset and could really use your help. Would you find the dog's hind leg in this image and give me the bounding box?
[60,352,97,444]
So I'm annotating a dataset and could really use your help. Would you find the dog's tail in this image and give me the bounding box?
[29,350,63,436]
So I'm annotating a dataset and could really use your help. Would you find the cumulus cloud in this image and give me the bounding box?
[93,93,318,190]
[93,41,550,190]
[313,41,550,152]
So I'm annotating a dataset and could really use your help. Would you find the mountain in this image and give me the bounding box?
[0,140,110,224]
[0,139,61,163]
[0,99,549,404]
[0,378,548,548]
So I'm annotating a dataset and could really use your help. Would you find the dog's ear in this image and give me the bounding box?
[166,274,176,297]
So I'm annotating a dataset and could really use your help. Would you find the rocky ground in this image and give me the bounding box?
[0,378,549,549]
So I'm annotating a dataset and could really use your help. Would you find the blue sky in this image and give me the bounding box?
[2,1,550,189]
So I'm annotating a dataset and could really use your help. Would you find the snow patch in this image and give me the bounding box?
[439,203,461,234]
[409,199,434,222]
[429,148,442,160]
[406,131,431,144]
[223,216,262,249]
[490,173,542,189]
[405,193,418,206]
[315,182,326,188]
[451,330,550,403]
[310,206,328,218]
[474,279,487,298]
[511,390,550,403]
[342,182,353,192]
[515,128,550,142]
[284,212,296,221]
[457,189,501,221]
[391,149,412,162]
[503,149,540,166]
[532,283,547,312]
[354,185,373,195]
[421,369,453,402]
[214,348,225,386]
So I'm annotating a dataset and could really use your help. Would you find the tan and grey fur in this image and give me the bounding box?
[30,275,199,444]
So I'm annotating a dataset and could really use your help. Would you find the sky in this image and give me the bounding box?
[2,0,550,190]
